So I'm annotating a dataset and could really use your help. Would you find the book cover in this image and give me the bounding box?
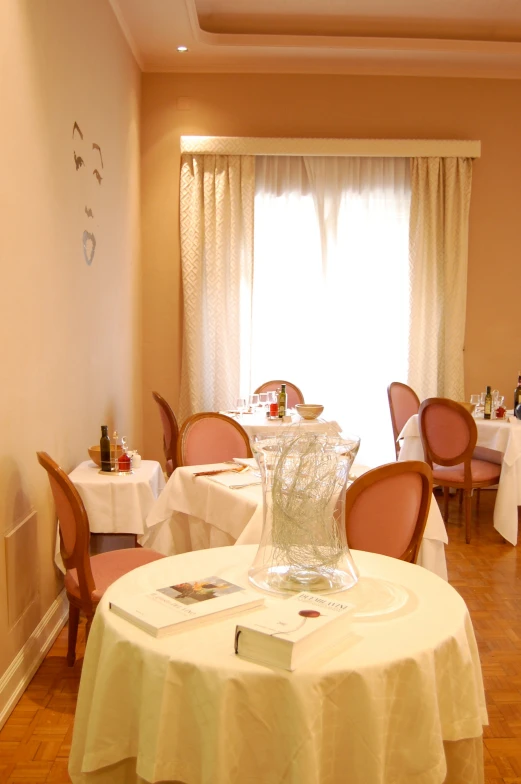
[234,592,354,671]
[109,576,264,638]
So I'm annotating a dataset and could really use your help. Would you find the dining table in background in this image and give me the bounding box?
[398,414,521,545]
[140,462,449,580]
[220,408,342,439]
[68,545,486,784]
[55,459,165,571]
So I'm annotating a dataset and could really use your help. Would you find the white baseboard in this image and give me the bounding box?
[0,590,69,729]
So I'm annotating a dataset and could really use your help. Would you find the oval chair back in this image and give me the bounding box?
[254,380,304,409]
[37,451,95,608]
[152,391,180,476]
[387,382,421,459]
[177,413,252,467]
[345,461,432,563]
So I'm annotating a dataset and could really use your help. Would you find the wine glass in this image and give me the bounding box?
[259,392,269,409]
[249,394,259,410]
[236,398,246,415]
[470,394,480,416]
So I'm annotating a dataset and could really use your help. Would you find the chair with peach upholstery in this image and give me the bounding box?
[418,398,501,544]
[177,412,253,467]
[152,391,180,477]
[387,382,421,460]
[254,380,304,409]
[344,461,432,563]
[37,452,165,666]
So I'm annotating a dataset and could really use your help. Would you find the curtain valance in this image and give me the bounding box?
[180,136,481,158]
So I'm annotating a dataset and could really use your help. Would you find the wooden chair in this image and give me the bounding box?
[254,380,305,409]
[418,398,501,544]
[152,391,180,477]
[387,382,421,460]
[344,461,432,563]
[37,452,165,666]
[177,413,253,467]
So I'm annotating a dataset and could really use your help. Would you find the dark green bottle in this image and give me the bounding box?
[484,387,492,420]
[100,425,111,472]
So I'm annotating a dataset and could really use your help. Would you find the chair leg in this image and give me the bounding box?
[443,487,450,522]
[67,603,80,667]
[476,488,481,510]
[459,489,463,506]
[464,490,472,544]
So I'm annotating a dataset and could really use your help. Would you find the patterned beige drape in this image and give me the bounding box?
[408,157,473,402]
[179,154,255,419]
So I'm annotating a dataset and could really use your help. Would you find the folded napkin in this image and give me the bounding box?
[232,457,258,469]
[207,471,261,488]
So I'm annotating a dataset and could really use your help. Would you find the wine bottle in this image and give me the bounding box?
[514,371,521,411]
[278,384,287,419]
[100,425,111,472]
[484,386,492,420]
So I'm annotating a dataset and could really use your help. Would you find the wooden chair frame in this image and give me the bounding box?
[152,391,180,476]
[176,412,253,467]
[418,398,501,544]
[387,382,421,460]
[344,460,432,563]
[37,452,97,665]
[254,380,305,406]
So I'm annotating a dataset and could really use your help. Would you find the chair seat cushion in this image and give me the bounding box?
[433,459,501,485]
[65,547,165,602]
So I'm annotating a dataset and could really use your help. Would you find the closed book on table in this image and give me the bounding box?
[234,592,354,671]
[109,576,264,638]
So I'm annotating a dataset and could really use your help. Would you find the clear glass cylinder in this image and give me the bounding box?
[249,431,361,595]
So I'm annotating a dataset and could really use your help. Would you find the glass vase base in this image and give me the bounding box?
[248,562,358,596]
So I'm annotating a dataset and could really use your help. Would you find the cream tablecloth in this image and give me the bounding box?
[141,463,448,580]
[398,415,521,545]
[68,545,486,784]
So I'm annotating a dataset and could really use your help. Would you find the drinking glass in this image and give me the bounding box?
[267,391,277,405]
[249,394,259,409]
[236,398,246,414]
[259,392,269,408]
[470,394,480,416]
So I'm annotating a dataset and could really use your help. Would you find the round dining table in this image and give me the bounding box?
[68,545,486,784]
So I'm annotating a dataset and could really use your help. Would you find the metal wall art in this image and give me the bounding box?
[72,121,104,265]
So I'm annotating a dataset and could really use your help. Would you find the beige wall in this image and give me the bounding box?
[141,73,521,461]
[0,0,140,683]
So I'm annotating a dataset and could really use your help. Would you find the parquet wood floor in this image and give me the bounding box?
[0,491,520,783]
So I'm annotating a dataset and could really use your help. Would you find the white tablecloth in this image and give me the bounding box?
[141,463,448,580]
[222,410,342,439]
[398,414,521,545]
[68,460,165,535]
[68,545,486,784]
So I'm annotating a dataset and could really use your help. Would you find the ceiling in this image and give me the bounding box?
[110,0,521,78]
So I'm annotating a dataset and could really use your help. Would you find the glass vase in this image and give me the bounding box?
[249,431,361,596]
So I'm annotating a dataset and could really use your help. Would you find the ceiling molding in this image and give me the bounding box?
[111,0,521,78]
[180,136,481,158]
[108,0,145,70]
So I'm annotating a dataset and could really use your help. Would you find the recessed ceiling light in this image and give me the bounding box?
[177,46,189,53]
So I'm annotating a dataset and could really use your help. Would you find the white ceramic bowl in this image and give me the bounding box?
[295,404,324,420]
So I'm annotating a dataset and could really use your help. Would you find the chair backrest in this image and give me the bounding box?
[177,413,253,467]
[387,382,421,459]
[254,380,305,409]
[418,398,477,475]
[152,391,180,476]
[36,452,95,605]
[344,461,432,563]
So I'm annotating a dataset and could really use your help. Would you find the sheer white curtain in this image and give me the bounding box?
[251,156,411,466]
[408,157,473,402]
[179,153,255,420]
